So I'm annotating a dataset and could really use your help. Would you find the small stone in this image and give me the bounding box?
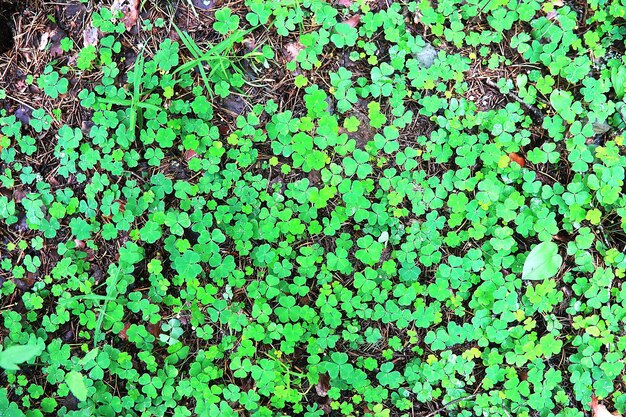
[414,43,438,69]
[191,0,215,10]
[221,94,246,115]
[15,106,31,125]
[592,121,611,135]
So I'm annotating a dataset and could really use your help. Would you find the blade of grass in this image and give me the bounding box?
[92,266,122,348]
[97,97,163,112]
[172,25,256,96]
[172,25,214,97]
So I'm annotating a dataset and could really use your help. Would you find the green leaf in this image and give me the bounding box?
[214,7,240,35]
[611,65,626,100]
[0,388,25,417]
[65,371,88,402]
[549,90,576,123]
[0,341,45,371]
[522,241,562,281]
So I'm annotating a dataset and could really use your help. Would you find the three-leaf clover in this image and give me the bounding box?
[214,8,240,35]
[37,66,69,99]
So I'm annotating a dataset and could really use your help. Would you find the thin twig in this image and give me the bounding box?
[485,79,545,124]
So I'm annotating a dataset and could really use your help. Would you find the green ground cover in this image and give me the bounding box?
[1,0,626,416]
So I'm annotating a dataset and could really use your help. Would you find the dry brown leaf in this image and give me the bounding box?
[112,0,140,31]
[119,323,131,340]
[39,25,67,58]
[284,41,304,61]
[343,14,361,28]
[590,395,622,417]
[146,322,161,338]
[39,32,50,51]
[83,25,99,47]
[315,374,330,397]
[124,0,140,30]
[553,230,572,242]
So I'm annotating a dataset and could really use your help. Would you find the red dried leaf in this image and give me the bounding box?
[146,322,161,338]
[126,0,140,29]
[337,0,353,6]
[343,14,361,28]
[185,149,199,161]
[508,152,525,167]
[119,323,131,340]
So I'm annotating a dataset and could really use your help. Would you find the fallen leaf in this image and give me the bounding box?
[414,43,438,68]
[14,273,36,291]
[12,187,27,204]
[119,323,131,340]
[508,152,525,167]
[40,24,67,58]
[553,230,571,242]
[39,32,50,51]
[83,25,99,47]
[15,107,31,125]
[590,395,622,417]
[308,169,322,186]
[146,322,161,338]
[337,0,353,6]
[125,0,140,30]
[522,241,562,281]
[343,14,361,28]
[0,341,45,371]
[185,149,199,161]
[284,41,304,61]
[112,0,140,31]
[346,105,376,150]
[315,374,330,397]
[115,199,126,213]
[65,371,87,402]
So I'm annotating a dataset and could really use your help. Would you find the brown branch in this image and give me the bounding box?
[485,78,545,124]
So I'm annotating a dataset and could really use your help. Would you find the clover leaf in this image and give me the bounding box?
[214,8,240,35]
